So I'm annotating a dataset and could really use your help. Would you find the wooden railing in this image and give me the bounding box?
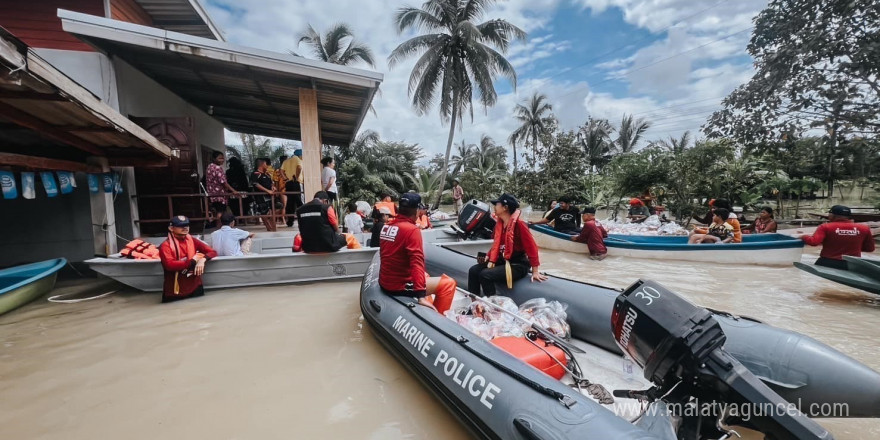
[133,191,302,224]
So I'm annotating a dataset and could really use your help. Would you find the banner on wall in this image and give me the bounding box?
[101,173,113,193]
[40,172,59,197]
[21,172,35,199]
[0,171,17,199]
[112,171,123,195]
[57,171,75,194]
[88,174,100,193]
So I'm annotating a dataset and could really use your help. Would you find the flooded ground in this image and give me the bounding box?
[1,246,878,439]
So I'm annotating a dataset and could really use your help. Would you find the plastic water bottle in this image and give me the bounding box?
[622,355,635,382]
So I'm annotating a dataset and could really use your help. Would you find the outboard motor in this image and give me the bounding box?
[611,280,832,440]
[452,199,496,240]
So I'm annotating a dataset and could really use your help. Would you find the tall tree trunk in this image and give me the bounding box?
[433,102,458,210]
[826,103,842,199]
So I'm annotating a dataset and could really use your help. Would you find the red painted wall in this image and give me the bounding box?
[111,0,152,26]
[0,0,104,51]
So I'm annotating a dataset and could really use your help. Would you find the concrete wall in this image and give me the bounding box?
[33,48,119,110]
[0,173,96,267]
[113,58,226,172]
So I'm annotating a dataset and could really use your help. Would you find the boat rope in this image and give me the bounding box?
[402,299,578,409]
[524,334,616,404]
[48,290,117,303]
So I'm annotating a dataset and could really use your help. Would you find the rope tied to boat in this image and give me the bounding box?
[48,290,117,303]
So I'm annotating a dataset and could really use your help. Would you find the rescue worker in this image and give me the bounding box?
[468,194,547,296]
[372,192,397,221]
[158,215,217,303]
[371,206,392,248]
[570,207,608,259]
[293,191,360,253]
[379,193,456,314]
[415,203,433,229]
[801,205,875,270]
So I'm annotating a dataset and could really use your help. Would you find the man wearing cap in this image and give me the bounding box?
[452,178,464,215]
[801,205,875,270]
[293,191,361,253]
[379,193,456,314]
[530,195,581,233]
[158,216,217,303]
[281,150,305,227]
[571,207,608,259]
[370,206,393,248]
[469,194,547,296]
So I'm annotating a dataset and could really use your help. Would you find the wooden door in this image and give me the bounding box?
[132,117,203,234]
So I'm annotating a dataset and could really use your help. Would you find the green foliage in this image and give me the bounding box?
[295,23,376,67]
[335,131,422,203]
[225,134,288,174]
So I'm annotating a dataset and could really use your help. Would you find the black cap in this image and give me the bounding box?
[314,191,329,200]
[829,205,852,217]
[399,192,421,208]
[169,215,190,227]
[582,206,596,214]
[489,193,520,211]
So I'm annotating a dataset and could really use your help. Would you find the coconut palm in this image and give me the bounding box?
[388,0,526,208]
[226,133,287,174]
[659,130,692,154]
[473,134,507,170]
[615,114,651,154]
[578,118,614,172]
[449,139,475,176]
[508,92,555,172]
[405,167,448,202]
[296,23,376,67]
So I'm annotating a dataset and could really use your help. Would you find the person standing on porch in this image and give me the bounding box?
[251,158,277,231]
[281,149,304,227]
[452,178,464,215]
[206,151,238,228]
[159,215,217,303]
[321,157,338,206]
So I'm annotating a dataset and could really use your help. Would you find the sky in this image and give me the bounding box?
[207,0,769,161]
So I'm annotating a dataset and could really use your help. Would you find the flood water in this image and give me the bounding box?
[1,246,878,439]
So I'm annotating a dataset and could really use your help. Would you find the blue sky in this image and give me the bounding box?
[208,0,768,159]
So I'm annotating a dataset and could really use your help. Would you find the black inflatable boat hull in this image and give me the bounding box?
[360,255,670,440]
[425,244,880,418]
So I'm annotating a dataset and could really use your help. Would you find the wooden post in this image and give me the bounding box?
[299,88,322,200]
[88,157,118,256]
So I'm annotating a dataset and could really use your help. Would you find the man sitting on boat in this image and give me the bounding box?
[469,194,548,296]
[158,215,217,303]
[379,193,455,314]
[370,206,392,248]
[415,203,433,229]
[530,195,580,233]
[570,207,608,260]
[627,198,650,222]
[688,208,735,244]
[293,191,361,253]
[211,213,254,257]
[800,205,875,270]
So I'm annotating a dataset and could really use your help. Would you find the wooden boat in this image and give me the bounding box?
[794,256,880,295]
[530,224,804,265]
[85,229,463,293]
[0,258,66,315]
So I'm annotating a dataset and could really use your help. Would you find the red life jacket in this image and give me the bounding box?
[488,209,522,263]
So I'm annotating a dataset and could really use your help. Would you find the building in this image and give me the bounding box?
[0,0,382,267]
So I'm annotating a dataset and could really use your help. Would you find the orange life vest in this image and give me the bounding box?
[120,239,160,260]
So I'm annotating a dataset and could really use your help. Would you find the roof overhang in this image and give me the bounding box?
[60,10,384,146]
[0,27,171,169]
[133,0,225,41]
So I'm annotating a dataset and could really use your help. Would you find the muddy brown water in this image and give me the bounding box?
[1,247,878,439]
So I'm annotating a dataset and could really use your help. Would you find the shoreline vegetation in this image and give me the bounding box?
[224,0,878,225]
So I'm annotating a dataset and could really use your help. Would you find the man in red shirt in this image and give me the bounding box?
[571,207,608,260]
[801,205,875,270]
[468,193,547,296]
[158,215,217,303]
[379,193,455,314]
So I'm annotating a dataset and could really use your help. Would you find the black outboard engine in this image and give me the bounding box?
[453,199,496,240]
[611,280,832,440]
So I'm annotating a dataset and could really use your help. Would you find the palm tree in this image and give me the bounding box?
[226,133,287,174]
[659,130,692,154]
[388,0,526,208]
[405,167,447,202]
[473,134,507,171]
[615,114,651,154]
[508,92,555,172]
[449,139,475,176]
[578,118,614,172]
[296,23,376,67]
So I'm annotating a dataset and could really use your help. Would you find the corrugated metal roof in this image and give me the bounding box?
[60,10,383,147]
[134,0,224,41]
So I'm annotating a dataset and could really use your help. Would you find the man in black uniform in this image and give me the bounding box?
[530,195,581,233]
[294,191,360,252]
